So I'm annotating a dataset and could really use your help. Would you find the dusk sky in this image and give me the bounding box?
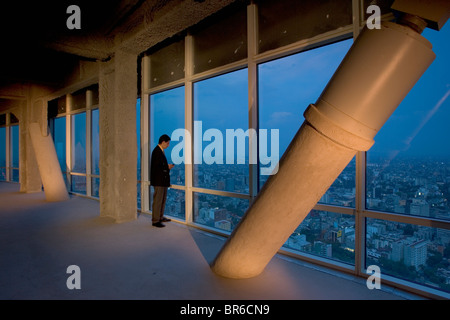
[149,23,449,166]
[370,25,450,159]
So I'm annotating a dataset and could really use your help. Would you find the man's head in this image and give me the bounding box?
[158,134,171,149]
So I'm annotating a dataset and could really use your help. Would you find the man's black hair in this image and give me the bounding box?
[159,134,171,144]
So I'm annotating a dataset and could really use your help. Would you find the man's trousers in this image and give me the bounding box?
[152,186,167,223]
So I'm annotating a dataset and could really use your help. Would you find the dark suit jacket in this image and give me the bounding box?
[150,145,170,187]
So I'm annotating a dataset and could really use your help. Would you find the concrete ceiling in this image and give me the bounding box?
[0,0,238,88]
[0,0,137,87]
[1,1,147,61]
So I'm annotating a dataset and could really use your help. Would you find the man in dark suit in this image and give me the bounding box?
[150,134,174,228]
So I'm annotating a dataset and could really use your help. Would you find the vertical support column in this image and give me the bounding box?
[184,34,194,224]
[11,100,27,192]
[5,113,10,182]
[86,90,92,197]
[16,97,40,193]
[352,0,362,39]
[99,50,138,223]
[247,3,259,202]
[99,59,115,217]
[66,94,72,190]
[353,0,364,276]
[355,150,366,275]
[141,56,150,213]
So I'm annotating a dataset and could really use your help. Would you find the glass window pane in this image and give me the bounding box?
[63,173,69,190]
[10,169,19,182]
[71,90,86,111]
[71,112,86,173]
[10,113,19,124]
[193,192,249,232]
[137,183,141,210]
[48,100,58,119]
[91,109,99,175]
[0,114,6,126]
[319,157,356,208]
[0,127,5,168]
[284,210,355,265]
[165,188,185,220]
[48,97,66,118]
[0,126,5,181]
[192,4,247,74]
[149,186,154,213]
[53,117,66,173]
[193,69,249,193]
[88,84,99,106]
[10,125,19,168]
[258,39,353,201]
[71,175,86,195]
[137,99,141,181]
[150,86,185,186]
[257,0,352,54]
[366,218,450,294]
[366,27,450,221]
[57,96,67,114]
[148,39,185,88]
[91,177,100,198]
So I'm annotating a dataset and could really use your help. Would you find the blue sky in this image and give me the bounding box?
[149,24,449,164]
[259,39,353,154]
[370,25,450,159]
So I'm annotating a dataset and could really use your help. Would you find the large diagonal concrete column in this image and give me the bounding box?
[211,20,436,278]
[28,119,69,202]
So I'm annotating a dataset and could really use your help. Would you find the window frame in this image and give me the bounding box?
[133,0,450,299]
[47,85,100,199]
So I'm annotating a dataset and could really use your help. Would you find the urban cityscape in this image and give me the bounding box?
[162,155,450,293]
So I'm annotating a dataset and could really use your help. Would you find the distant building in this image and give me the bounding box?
[391,240,404,262]
[367,223,387,236]
[314,241,332,258]
[410,199,430,217]
[215,220,231,231]
[392,238,429,270]
[437,228,450,245]
[404,239,428,270]
[286,234,310,251]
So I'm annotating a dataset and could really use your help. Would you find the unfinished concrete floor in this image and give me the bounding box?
[0,181,422,300]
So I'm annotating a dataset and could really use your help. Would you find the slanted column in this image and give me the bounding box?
[211,21,435,279]
[28,113,69,202]
[23,85,59,194]
[99,50,137,223]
